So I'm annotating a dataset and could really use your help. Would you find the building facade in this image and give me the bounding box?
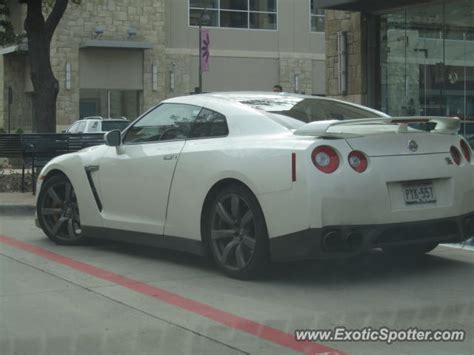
[321,0,474,119]
[0,0,327,132]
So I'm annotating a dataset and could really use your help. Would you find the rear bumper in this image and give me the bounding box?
[270,212,474,262]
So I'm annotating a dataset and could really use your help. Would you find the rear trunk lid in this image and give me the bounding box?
[293,116,461,157]
[344,130,454,157]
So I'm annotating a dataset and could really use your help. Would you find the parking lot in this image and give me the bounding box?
[1,214,473,355]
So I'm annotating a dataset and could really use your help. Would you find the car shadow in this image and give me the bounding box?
[83,239,472,285]
[88,239,215,272]
[265,249,472,286]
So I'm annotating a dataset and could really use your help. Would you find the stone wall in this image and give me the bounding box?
[164,53,194,98]
[1,1,329,130]
[49,0,166,130]
[2,54,32,132]
[279,56,314,94]
[325,10,367,105]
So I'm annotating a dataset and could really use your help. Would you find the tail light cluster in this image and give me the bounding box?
[309,139,472,175]
[311,146,368,174]
[311,146,339,174]
[460,139,471,163]
[348,151,368,173]
[450,139,472,166]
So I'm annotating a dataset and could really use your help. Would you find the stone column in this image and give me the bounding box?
[325,10,367,105]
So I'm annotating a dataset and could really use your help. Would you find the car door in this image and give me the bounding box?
[97,103,201,235]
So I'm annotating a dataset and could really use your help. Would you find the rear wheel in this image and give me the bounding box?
[37,174,84,245]
[383,242,439,257]
[204,184,269,280]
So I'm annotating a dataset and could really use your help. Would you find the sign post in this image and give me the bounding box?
[201,29,210,73]
[197,11,210,94]
[7,87,12,134]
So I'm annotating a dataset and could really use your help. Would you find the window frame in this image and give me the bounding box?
[122,103,201,145]
[66,121,80,133]
[122,103,229,145]
[76,121,87,133]
[187,107,230,140]
[188,0,278,31]
[309,0,325,33]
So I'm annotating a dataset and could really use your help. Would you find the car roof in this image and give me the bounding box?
[164,91,389,118]
[100,119,129,122]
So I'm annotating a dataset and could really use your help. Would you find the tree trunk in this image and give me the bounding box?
[24,0,69,133]
[28,37,59,133]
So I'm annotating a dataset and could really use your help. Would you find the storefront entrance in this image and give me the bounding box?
[380,0,473,119]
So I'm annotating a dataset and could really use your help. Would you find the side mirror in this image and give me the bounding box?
[104,129,121,147]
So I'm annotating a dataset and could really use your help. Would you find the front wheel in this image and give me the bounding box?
[383,242,439,257]
[204,184,269,280]
[37,174,84,245]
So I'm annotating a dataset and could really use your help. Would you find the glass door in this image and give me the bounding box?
[79,89,141,120]
[444,0,474,123]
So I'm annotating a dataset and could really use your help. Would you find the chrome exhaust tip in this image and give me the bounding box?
[322,230,363,252]
[322,231,341,251]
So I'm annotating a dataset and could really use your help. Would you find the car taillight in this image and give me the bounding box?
[311,146,339,174]
[450,145,462,165]
[348,151,368,173]
[460,139,471,163]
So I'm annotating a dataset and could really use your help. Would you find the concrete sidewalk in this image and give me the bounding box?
[0,192,36,215]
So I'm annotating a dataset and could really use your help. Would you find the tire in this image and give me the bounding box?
[203,184,269,280]
[37,174,84,245]
[383,242,439,257]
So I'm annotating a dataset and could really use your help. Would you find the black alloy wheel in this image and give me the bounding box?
[37,174,84,245]
[206,184,269,279]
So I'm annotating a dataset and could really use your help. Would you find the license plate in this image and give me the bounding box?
[403,181,436,205]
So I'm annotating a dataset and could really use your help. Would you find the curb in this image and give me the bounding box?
[0,204,36,216]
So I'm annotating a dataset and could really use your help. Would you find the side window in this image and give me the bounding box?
[123,103,200,144]
[77,121,87,133]
[67,122,79,133]
[89,121,99,132]
[189,108,229,138]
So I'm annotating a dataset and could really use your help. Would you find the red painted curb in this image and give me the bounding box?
[0,235,346,355]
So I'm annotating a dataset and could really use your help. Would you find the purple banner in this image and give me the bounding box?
[200,29,210,72]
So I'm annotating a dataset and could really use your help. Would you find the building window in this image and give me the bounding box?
[189,0,277,30]
[79,89,140,120]
[310,0,325,32]
[379,0,474,119]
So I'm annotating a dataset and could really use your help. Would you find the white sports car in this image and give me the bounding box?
[36,92,474,279]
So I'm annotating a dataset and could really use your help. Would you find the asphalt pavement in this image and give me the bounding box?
[0,194,473,355]
[0,192,36,215]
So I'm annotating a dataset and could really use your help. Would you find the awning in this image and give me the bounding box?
[318,0,436,13]
[79,39,153,50]
[0,43,28,55]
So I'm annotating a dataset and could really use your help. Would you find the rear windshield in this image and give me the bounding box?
[101,121,130,132]
[237,96,384,123]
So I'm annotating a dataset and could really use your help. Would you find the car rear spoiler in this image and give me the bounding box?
[293,116,460,138]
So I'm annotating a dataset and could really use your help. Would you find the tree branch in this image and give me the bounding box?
[45,0,69,41]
